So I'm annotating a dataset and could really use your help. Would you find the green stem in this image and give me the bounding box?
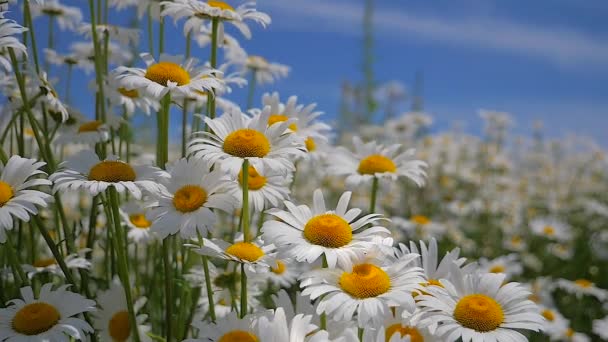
[369,176,378,213]
[197,233,216,321]
[147,5,155,57]
[240,263,247,318]
[158,93,171,168]
[207,18,219,121]
[162,240,173,341]
[23,0,41,74]
[181,100,188,157]
[108,187,141,342]
[246,70,257,109]
[5,235,29,286]
[320,255,328,330]
[87,0,108,124]
[242,160,250,241]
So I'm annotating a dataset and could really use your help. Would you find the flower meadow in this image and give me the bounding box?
[0,1,608,341]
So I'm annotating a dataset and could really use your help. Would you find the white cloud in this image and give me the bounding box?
[263,0,608,68]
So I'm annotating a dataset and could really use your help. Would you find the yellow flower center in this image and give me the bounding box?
[0,181,14,207]
[238,165,267,190]
[489,265,505,273]
[225,242,264,262]
[33,257,57,268]
[223,129,270,158]
[305,137,316,152]
[339,263,391,299]
[542,309,555,322]
[268,114,297,131]
[303,214,352,248]
[271,260,286,274]
[88,161,136,182]
[129,214,151,229]
[574,279,593,288]
[385,324,424,342]
[543,226,555,236]
[565,328,574,338]
[411,215,430,226]
[173,185,208,213]
[78,120,104,133]
[218,331,258,342]
[12,302,61,335]
[208,0,235,11]
[357,154,396,175]
[145,62,190,86]
[453,294,504,332]
[511,236,522,245]
[118,87,139,98]
[108,310,130,342]
[414,279,444,297]
[247,56,269,69]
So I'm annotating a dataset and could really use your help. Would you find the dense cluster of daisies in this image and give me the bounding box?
[1,0,607,341]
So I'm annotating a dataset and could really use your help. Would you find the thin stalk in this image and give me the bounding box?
[240,263,247,318]
[240,159,250,318]
[369,176,378,213]
[87,0,108,123]
[320,255,328,330]
[181,100,188,157]
[147,5,154,57]
[162,240,173,341]
[246,70,257,109]
[207,18,219,121]
[23,0,41,73]
[5,235,29,286]
[197,233,216,321]
[108,187,141,342]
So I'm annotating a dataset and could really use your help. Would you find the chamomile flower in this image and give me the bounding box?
[300,254,424,327]
[77,23,140,46]
[556,278,608,301]
[54,119,110,145]
[592,316,608,340]
[330,136,428,187]
[393,215,446,240]
[50,150,167,199]
[263,259,301,288]
[363,312,434,342]
[0,284,96,341]
[119,200,156,244]
[93,279,151,342]
[478,253,523,279]
[194,237,275,271]
[161,0,270,40]
[0,12,27,73]
[261,92,332,152]
[227,48,290,85]
[147,157,235,239]
[538,305,569,340]
[105,72,160,116]
[395,238,469,292]
[263,189,390,269]
[70,41,132,72]
[24,250,91,279]
[188,107,305,176]
[30,0,83,31]
[37,71,69,122]
[225,164,291,213]
[503,234,527,252]
[530,217,572,242]
[417,268,544,342]
[44,48,81,68]
[115,52,222,99]
[0,156,52,243]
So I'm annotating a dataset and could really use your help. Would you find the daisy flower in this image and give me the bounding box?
[392,215,446,240]
[503,234,527,252]
[187,308,322,342]
[556,278,607,301]
[0,156,52,243]
[530,217,572,242]
[192,20,242,49]
[23,250,91,279]
[119,200,156,244]
[93,279,151,342]
[36,71,69,122]
[263,189,390,269]
[115,52,222,99]
[193,237,276,271]
[188,107,305,176]
[300,253,424,327]
[225,164,291,213]
[54,119,110,145]
[261,92,332,151]
[0,12,27,73]
[70,40,132,72]
[161,0,270,40]
[592,316,608,340]
[30,0,83,31]
[538,305,569,340]
[105,72,160,116]
[478,253,523,279]
[50,149,166,199]
[44,48,81,68]
[147,157,234,239]
[227,48,290,85]
[259,259,301,288]
[0,284,96,341]
[417,268,544,342]
[77,23,140,46]
[395,238,469,293]
[363,311,434,342]
[329,136,428,187]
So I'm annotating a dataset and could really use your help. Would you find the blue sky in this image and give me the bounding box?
[9,0,608,145]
